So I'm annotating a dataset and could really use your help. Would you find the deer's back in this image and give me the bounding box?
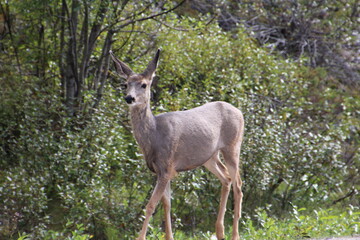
[155,101,243,129]
[153,101,244,172]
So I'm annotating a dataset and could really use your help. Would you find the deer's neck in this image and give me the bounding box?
[129,103,156,153]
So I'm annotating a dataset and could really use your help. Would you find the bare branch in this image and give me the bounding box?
[103,0,186,35]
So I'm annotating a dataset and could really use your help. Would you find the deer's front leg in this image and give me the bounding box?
[161,182,173,240]
[137,177,170,240]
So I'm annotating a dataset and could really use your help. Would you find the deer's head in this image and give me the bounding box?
[110,49,160,107]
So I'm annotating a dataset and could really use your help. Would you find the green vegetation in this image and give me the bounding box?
[25,207,358,240]
[146,207,360,240]
[13,206,360,240]
[1,1,359,239]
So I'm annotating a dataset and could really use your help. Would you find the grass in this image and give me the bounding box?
[147,206,360,240]
[17,206,360,239]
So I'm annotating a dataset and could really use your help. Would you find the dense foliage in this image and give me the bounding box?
[0,1,359,239]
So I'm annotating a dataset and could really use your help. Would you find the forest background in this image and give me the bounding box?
[0,0,359,239]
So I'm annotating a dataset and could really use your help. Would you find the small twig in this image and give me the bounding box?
[153,18,189,32]
[332,188,357,204]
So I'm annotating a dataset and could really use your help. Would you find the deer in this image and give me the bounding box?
[109,48,244,240]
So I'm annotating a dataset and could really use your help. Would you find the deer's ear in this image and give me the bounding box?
[142,48,160,80]
[109,50,134,79]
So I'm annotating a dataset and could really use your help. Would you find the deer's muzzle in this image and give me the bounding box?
[124,95,135,104]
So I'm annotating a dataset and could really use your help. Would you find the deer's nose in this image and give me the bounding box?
[124,95,135,104]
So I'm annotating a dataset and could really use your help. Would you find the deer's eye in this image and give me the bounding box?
[141,83,147,89]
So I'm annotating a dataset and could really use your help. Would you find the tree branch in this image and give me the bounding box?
[1,2,22,76]
[80,0,110,92]
[104,0,186,34]
[92,30,114,110]
[332,188,357,204]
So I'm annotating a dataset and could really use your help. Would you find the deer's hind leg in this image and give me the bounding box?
[221,148,243,240]
[203,152,232,240]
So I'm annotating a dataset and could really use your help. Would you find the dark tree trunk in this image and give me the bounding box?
[64,0,80,115]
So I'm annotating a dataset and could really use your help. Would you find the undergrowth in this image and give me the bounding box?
[17,206,358,240]
[146,206,360,240]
